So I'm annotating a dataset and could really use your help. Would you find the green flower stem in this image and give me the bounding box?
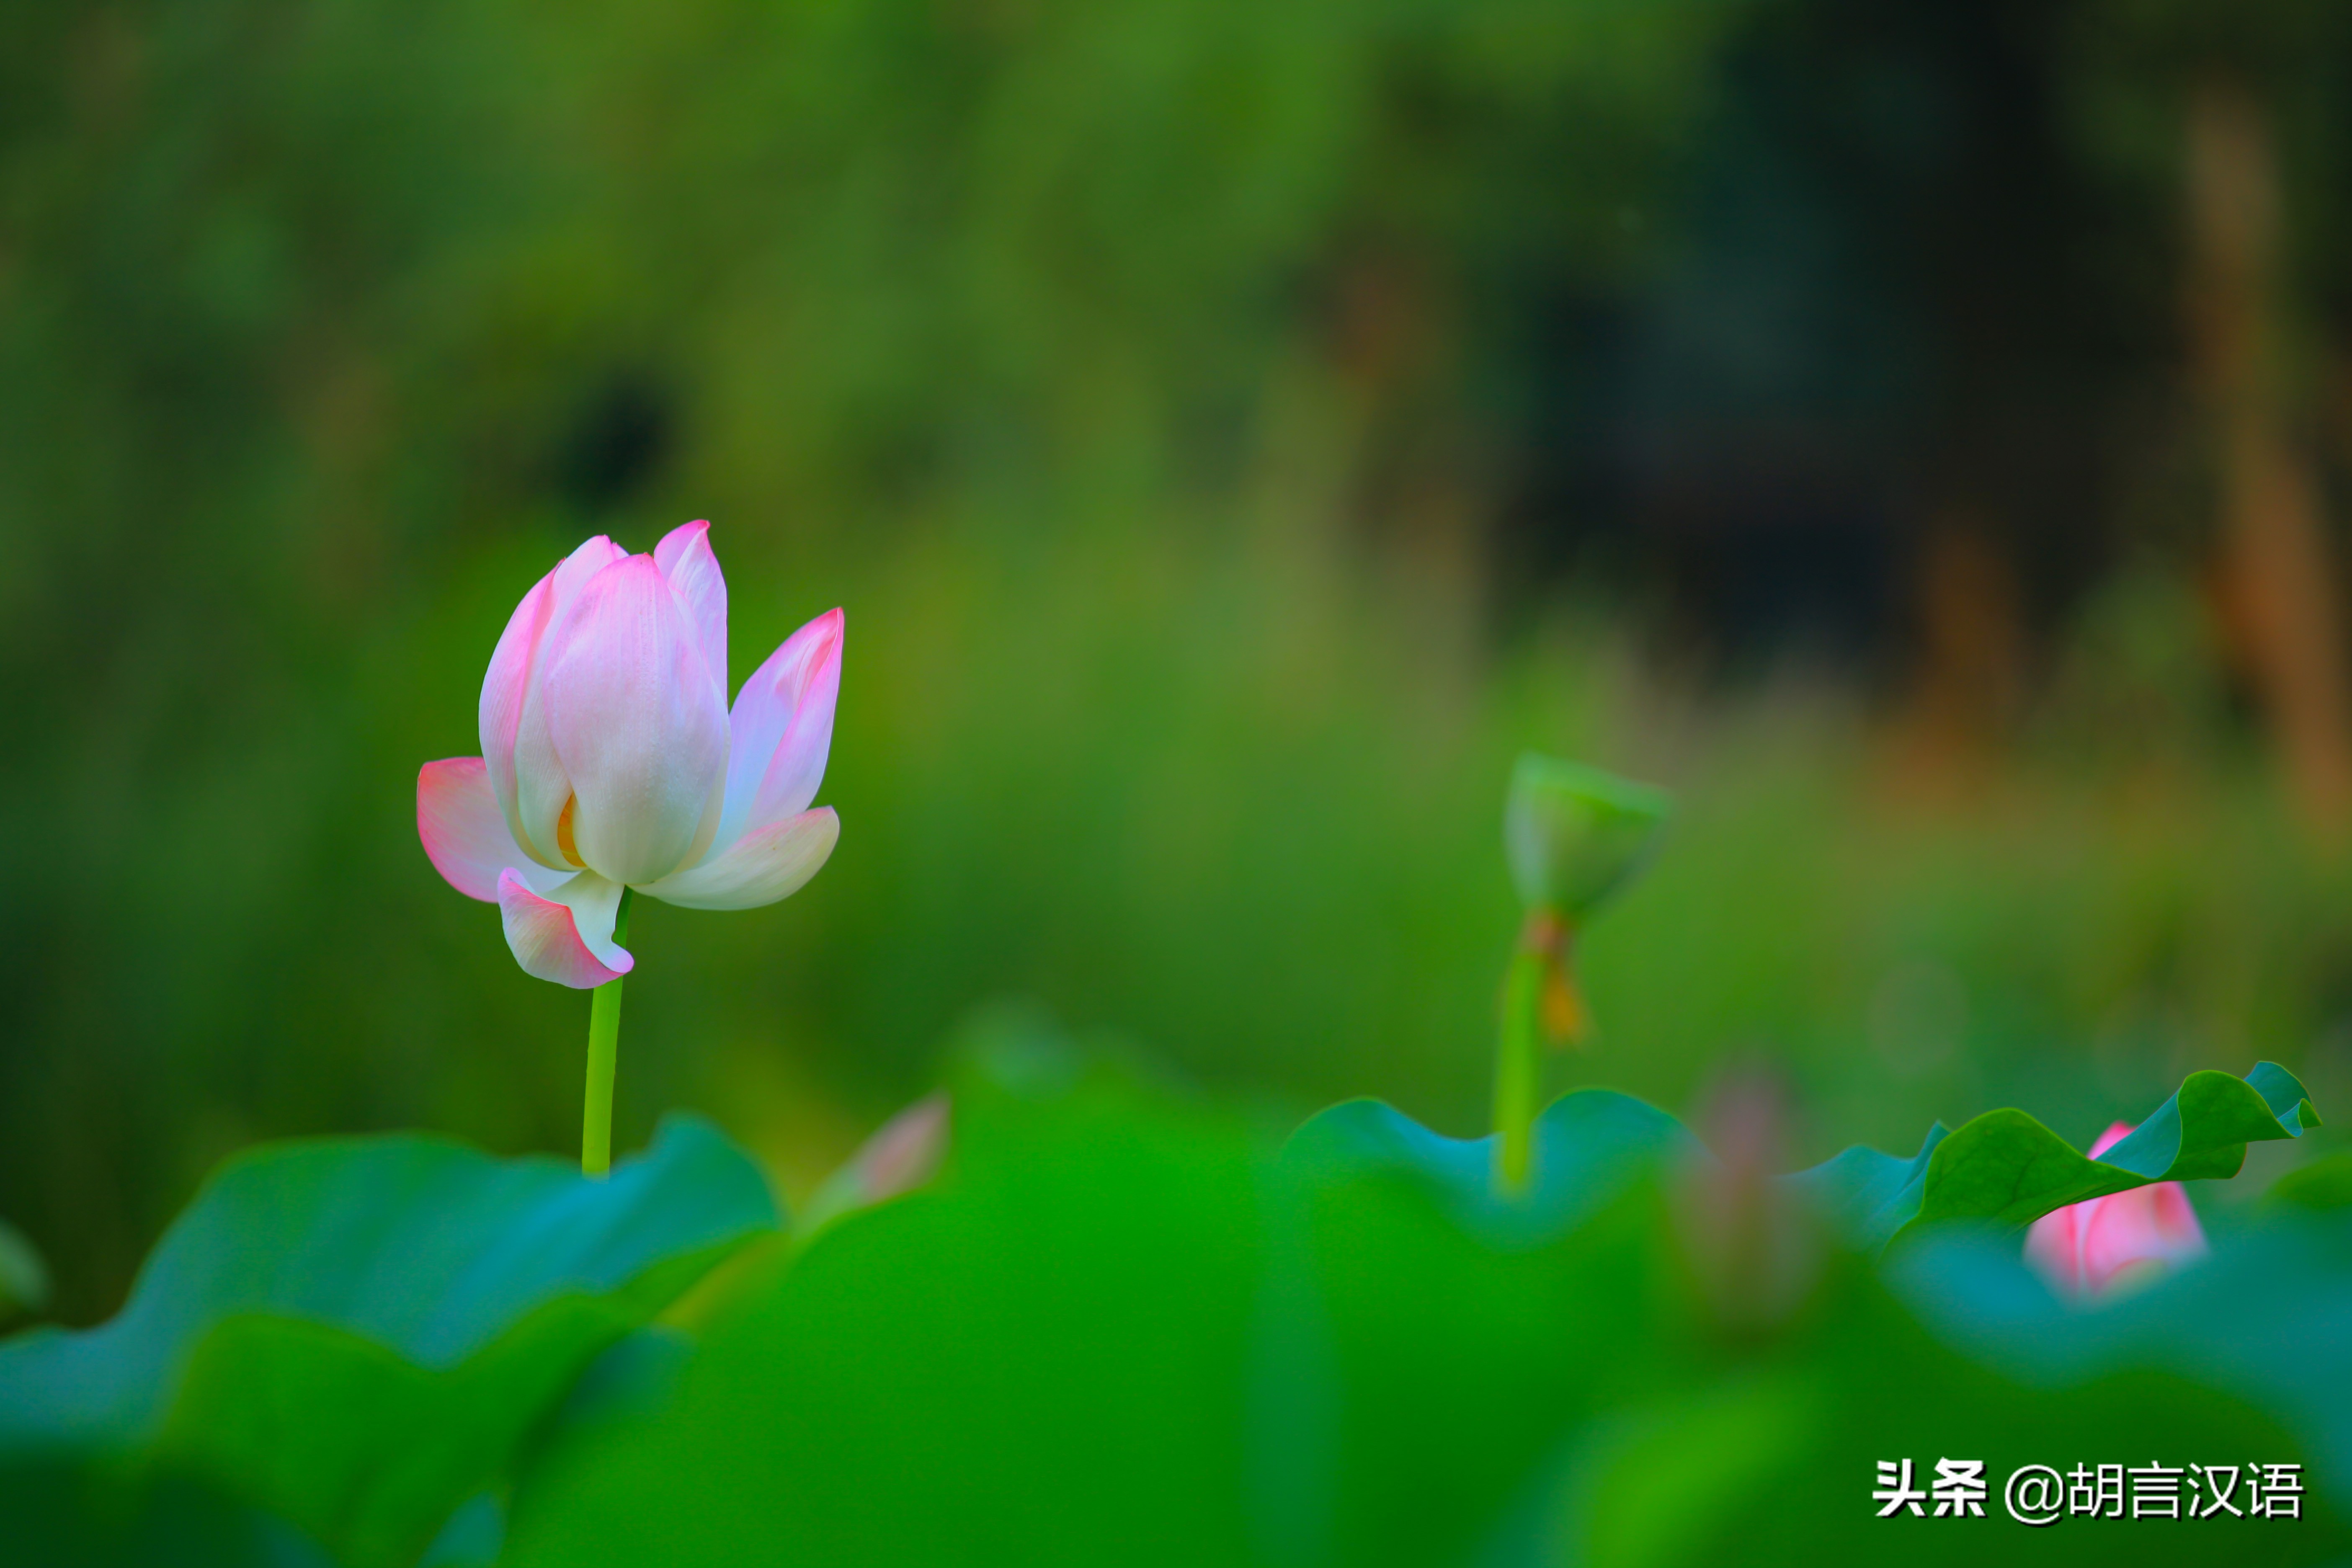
[581,889,634,1179]
[1492,941,1546,1195]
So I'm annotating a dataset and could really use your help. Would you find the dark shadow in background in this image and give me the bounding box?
[1498,0,2150,684]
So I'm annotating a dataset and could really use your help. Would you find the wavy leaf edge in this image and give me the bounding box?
[1281,1062,2319,1255]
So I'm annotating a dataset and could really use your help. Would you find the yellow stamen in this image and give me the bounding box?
[556,796,585,867]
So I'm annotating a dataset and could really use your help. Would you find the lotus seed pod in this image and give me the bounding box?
[1503,753,1671,921]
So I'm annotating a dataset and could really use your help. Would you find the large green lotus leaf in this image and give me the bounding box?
[1519,1235,2342,1566]
[1281,1090,1697,1249]
[1267,1108,1694,1565]
[402,1331,694,1568]
[0,1113,777,1568]
[504,1060,1691,1568]
[1282,1065,2321,1262]
[498,1061,2352,1568]
[503,1055,1268,1568]
[1271,1074,2342,1562]
[1271,1090,2344,1565]
[1894,1061,2318,1242]
[1774,1063,2319,1251]
[1779,1123,1948,1250]
[1888,1217,2352,1499]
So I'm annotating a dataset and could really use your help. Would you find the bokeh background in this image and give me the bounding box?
[9,0,2352,1323]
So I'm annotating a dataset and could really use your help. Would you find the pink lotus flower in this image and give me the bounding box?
[417,524,841,987]
[2024,1122,2208,1300]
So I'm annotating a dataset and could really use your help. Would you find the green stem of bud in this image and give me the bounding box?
[1493,939,1547,1195]
[581,888,634,1178]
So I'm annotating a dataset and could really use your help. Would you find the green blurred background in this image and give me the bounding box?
[8,0,2352,1323]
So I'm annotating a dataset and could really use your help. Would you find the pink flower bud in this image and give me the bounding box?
[1676,1068,1821,1336]
[802,1093,952,1234]
[2024,1122,2209,1300]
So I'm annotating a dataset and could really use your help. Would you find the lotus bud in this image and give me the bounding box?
[802,1094,952,1235]
[1502,755,1669,1048]
[2024,1122,2208,1300]
[1675,1067,1821,1336]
